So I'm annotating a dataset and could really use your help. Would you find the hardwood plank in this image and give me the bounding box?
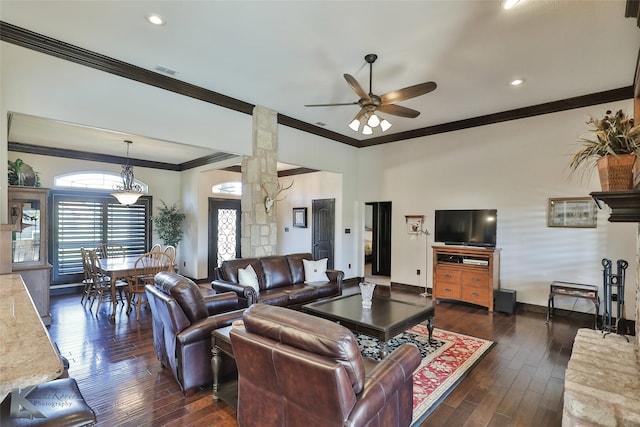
[46,284,595,427]
[512,389,542,427]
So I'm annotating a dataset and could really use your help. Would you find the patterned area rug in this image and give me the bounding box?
[356,324,494,426]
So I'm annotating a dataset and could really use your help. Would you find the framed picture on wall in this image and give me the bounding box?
[547,197,597,228]
[293,207,307,228]
[405,215,424,234]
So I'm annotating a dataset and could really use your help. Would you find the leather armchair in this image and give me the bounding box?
[146,271,244,394]
[230,304,421,427]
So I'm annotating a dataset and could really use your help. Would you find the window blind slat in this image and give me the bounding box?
[51,192,151,284]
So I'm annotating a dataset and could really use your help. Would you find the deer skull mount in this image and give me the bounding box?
[261,180,294,214]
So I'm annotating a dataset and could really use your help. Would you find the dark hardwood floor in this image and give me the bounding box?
[48,285,594,426]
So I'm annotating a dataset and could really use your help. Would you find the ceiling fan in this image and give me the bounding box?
[305,53,437,134]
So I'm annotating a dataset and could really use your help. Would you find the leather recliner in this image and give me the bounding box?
[230,304,422,427]
[146,271,245,394]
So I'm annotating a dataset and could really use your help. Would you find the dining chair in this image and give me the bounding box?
[127,251,172,320]
[97,243,125,259]
[88,250,128,316]
[79,247,94,306]
[163,245,176,271]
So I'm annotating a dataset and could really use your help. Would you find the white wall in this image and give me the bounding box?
[276,171,344,267]
[1,41,360,278]
[181,166,241,279]
[278,126,359,276]
[358,100,636,317]
[2,39,636,319]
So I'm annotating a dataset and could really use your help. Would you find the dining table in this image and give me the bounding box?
[97,254,164,319]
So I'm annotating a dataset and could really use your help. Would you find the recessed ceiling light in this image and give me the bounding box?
[503,0,520,10]
[510,79,524,86]
[146,14,165,25]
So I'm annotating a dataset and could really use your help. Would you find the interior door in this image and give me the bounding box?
[208,198,241,280]
[312,198,335,269]
[370,201,392,276]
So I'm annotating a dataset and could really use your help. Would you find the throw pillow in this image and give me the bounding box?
[238,264,260,295]
[303,258,330,283]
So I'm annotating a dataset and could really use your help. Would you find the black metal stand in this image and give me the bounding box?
[601,258,629,342]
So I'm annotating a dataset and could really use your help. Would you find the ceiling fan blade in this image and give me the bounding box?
[304,102,358,107]
[343,74,369,99]
[380,81,437,105]
[377,104,421,118]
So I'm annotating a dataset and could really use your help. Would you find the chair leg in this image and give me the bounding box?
[127,293,134,314]
[94,288,106,317]
[88,291,96,311]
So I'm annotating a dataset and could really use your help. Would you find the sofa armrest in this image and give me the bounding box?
[203,291,240,316]
[326,269,344,292]
[346,343,421,425]
[212,279,258,305]
[176,309,245,346]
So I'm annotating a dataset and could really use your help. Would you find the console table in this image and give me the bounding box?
[546,281,599,329]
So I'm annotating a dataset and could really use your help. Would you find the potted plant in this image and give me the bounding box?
[151,201,186,248]
[8,158,41,187]
[569,109,640,191]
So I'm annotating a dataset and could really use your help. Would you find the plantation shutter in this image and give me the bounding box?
[50,191,151,285]
[107,202,147,258]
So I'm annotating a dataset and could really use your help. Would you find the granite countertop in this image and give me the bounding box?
[0,274,63,401]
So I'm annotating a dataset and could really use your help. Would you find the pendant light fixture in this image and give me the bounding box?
[111,140,144,205]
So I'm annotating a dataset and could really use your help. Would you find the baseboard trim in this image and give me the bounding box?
[343,277,361,288]
[390,282,432,295]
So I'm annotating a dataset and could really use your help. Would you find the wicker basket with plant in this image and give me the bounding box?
[569,109,640,191]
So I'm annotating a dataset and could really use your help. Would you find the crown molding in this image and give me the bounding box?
[1,20,635,150]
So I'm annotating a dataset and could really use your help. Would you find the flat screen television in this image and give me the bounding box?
[434,209,497,247]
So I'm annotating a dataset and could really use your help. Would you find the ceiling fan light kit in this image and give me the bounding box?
[305,53,436,136]
[348,119,361,132]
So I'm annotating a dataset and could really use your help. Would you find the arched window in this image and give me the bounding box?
[212,181,242,196]
[50,171,151,284]
[54,171,148,192]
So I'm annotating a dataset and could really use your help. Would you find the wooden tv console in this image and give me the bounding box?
[432,245,501,311]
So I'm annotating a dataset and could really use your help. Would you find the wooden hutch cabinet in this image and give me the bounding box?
[8,186,52,325]
[432,245,501,312]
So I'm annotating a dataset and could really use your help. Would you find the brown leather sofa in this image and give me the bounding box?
[212,253,343,308]
[146,271,245,394]
[230,304,421,427]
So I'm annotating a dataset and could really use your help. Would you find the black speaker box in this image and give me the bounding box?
[494,289,517,315]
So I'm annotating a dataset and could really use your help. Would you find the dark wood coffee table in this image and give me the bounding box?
[211,325,237,408]
[302,293,434,357]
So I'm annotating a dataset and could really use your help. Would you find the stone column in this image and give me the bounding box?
[241,105,278,258]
